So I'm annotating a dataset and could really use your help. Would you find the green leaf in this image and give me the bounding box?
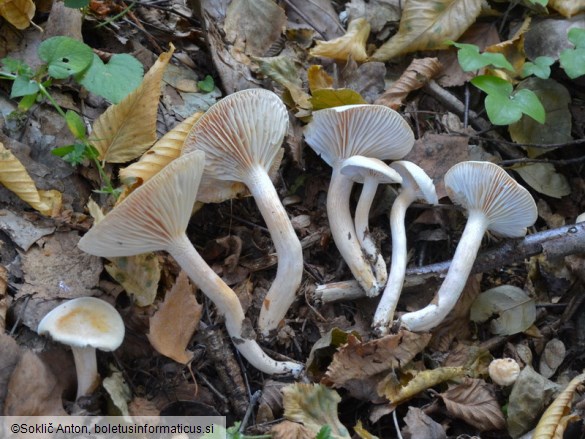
[18,92,38,111]
[559,47,585,79]
[77,53,144,103]
[316,425,333,439]
[38,36,94,79]
[567,27,585,48]
[1,57,33,76]
[471,75,512,96]
[310,88,367,111]
[64,0,90,7]
[65,110,86,139]
[521,56,554,79]
[450,42,514,72]
[484,93,523,125]
[197,74,215,92]
[10,76,39,98]
[511,88,545,123]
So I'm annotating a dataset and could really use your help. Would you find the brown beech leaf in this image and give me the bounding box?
[548,0,585,17]
[118,112,202,186]
[402,407,446,439]
[533,371,585,439]
[0,0,35,29]
[375,58,442,110]
[147,271,202,364]
[91,45,174,163]
[0,143,62,216]
[310,18,370,62]
[324,331,431,387]
[371,0,483,61]
[439,378,506,431]
[271,420,315,439]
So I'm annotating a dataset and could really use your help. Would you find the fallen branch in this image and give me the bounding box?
[315,222,585,303]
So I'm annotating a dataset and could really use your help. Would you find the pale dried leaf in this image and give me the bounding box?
[346,0,401,33]
[375,58,442,110]
[106,253,161,307]
[371,0,483,61]
[0,0,35,29]
[86,198,105,223]
[147,271,201,364]
[0,143,62,216]
[439,378,506,431]
[307,65,334,93]
[533,372,585,439]
[224,0,286,56]
[324,331,432,387]
[119,112,203,185]
[539,339,566,379]
[310,18,370,62]
[515,163,570,198]
[271,420,315,439]
[103,367,132,418]
[353,420,379,439]
[0,210,55,251]
[548,0,585,17]
[91,45,174,163]
[282,383,351,438]
[253,56,312,109]
[0,333,22,414]
[4,351,67,416]
[402,407,446,439]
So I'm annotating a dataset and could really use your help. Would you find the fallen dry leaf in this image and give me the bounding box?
[548,0,585,17]
[106,253,161,307]
[439,378,506,431]
[0,0,35,29]
[371,0,483,61]
[147,271,202,364]
[353,420,379,439]
[91,45,174,163]
[375,58,442,110]
[307,65,334,93]
[0,333,22,414]
[4,351,67,416]
[271,420,315,439]
[0,265,7,331]
[0,143,62,217]
[310,18,370,62]
[310,88,367,110]
[539,338,566,379]
[402,407,446,439]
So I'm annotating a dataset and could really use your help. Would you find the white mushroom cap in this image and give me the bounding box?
[37,297,124,351]
[303,105,415,167]
[182,88,288,183]
[488,358,521,386]
[78,151,205,257]
[340,156,403,185]
[390,161,438,205]
[445,161,537,237]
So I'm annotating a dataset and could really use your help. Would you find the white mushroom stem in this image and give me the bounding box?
[71,346,99,399]
[354,177,387,285]
[400,210,487,332]
[328,167,378,297]
[245,166,303,336]
[171,234,303,376]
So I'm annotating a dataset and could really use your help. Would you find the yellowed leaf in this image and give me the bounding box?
[90,45,174,163]
[484,17,531,81]
[377,366,467,407]
[307,65,334,93]
[0,143,62,216]
[271,420,315,439]
[353,420,379,439]
[105,253,161,307]
[0,0,35,29]
[147,271,202,364]
[310,18,370,62]
[533,372,585,439]
[375,57,443,110]
[86,198,105,223]
[118,112,203,185]
[310,88,367,111]
[548,0,585,17]
[371,0,483,61]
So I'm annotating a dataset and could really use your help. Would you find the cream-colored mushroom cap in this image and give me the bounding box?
[303,105,415,167]
[390,161,438,204]
[488,358,521,386]
[445,161,537,237]
[340,156,403,185]
[37,297,124,351]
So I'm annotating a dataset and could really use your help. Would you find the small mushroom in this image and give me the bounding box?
[400,161,537,332]
[78,151,302,376]
[372,161,437,336]
[304,105,414,296]
[182,89,303,336]
[37,297,125,399]
[340,156,403,285]
[489,358,520,386]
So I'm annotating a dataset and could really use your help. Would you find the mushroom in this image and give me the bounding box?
[400,161,537,332]
[372,161,438,336]
[304,105,414,297]
[37,296,125,399]
[488,358,520,386]
[78,151,303,376]
[339,156,403,285]
[182,89,303,336]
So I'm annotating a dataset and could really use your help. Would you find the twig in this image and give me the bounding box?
[499,156,585,167]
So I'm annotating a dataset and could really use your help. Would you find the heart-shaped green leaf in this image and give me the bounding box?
[38,36,94,79]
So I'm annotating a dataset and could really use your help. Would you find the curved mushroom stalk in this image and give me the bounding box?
[182,89,303,337]
[78,151,303,376]
[304,105,415,297]
[372,161,437,336]
[400,161,537,332]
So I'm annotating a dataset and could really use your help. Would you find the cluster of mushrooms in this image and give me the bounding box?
[37,89,538,397]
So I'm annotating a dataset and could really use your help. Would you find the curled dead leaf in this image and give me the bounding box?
[0,0,35,29]
[548,0,585,18]
[310,18,371,62]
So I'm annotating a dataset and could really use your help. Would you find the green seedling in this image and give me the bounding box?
[521,56,554,79]
[559,28,585,79]
[447,41,514,72]
[197,74,215,92]
[471,75,545,125]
